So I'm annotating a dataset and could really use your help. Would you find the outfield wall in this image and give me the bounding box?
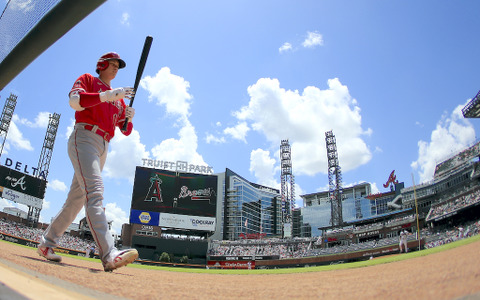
[207,239,425,269]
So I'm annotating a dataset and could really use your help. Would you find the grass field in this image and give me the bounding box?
[3,234,479,275]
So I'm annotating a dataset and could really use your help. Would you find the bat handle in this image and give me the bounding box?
[122,117,130,131]
[122,98,134,132]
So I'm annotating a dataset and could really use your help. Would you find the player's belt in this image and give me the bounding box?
[76,123,112,142]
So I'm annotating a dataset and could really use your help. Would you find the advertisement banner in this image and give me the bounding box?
[207,260,255,269]
[0,165,46,199]
[0,187,43,209]
[208,255,280,261]
[159,213,216,231]
[129,209,160,226]
[131,166,217,218]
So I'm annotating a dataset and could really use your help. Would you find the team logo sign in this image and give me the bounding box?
[144,173,163,202]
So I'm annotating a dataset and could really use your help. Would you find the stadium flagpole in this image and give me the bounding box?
[411,174,421,250]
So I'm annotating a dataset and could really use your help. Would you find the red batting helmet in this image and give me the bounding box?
[96,52,126,74]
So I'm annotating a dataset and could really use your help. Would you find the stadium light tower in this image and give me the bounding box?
[37,113,61,180]
[0,93,17,158]
[280,139,295,237]
[325,130,343,227]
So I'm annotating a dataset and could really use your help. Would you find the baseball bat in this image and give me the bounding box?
[122,35,153,131]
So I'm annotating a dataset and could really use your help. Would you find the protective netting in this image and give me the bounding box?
[0,0,61,64]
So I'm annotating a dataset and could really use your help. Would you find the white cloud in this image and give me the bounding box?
[150,120,207,166]
[370,182,380,194]
[41,199,50,211]
[140,67,193,122]
[205,133,226,144]
[104,128,149,182]
[302,31,324,48]
[4,112,54,153]
[249,148,279,188]
[411,102,476,183]
[7,121,33,151]
[48,179,67,192]
[374,146,383,153]
[279,42,292,53]
[234,77,371,176]
[121,12,130,26]
[142,67,208,167]
[249,148,306,208]
[224,122,250,143]
[14,112,50,128]
[105,202,129,234]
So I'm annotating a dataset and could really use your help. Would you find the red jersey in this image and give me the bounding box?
[70,73,133,138]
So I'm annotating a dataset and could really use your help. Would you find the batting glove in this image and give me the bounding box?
[100,87,135,102]
[125,106,135,120]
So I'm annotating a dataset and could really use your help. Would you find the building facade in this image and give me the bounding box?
[220,168,282,241]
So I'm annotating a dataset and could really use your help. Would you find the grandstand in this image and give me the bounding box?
[462,89,480,118]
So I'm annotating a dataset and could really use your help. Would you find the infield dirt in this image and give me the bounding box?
[0,239,479,299]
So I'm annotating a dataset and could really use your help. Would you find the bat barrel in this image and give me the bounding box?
[122,36,153,131]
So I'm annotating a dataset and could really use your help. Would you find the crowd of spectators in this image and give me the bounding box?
[426,189,480,221]
[209,216,480,260]
[352,214,415,233]
[424,220,480,249]
[210,239,313,259]
[2,213,480,262]
[0,218,96,254]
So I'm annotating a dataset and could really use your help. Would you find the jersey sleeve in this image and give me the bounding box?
[69,73,105,108]
[78,92,103,108]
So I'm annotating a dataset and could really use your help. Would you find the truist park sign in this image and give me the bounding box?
[141,158,214,174]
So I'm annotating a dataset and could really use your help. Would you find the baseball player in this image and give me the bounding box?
[399,230,408,253]
[399,230,405,253]
[37,52,139,272]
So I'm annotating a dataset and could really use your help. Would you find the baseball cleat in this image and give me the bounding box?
[37,246,62,262]
[103,248,138,272]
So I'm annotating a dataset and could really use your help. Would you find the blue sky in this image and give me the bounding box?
[1,0,479,234]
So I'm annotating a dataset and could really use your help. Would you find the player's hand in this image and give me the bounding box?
[100,87,135,102]
[123,87,135,101]
[126,106,135,120]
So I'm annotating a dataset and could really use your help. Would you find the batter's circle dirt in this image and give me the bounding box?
[1,240,480,299]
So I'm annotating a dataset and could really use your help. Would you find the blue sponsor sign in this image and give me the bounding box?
[129,209,160,226]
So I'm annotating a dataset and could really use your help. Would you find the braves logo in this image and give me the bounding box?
[10,175,27,191]
[383,170,399,188]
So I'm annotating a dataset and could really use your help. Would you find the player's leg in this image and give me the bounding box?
[40,176,85,248]
[38,132,88,262]
[71,128,138,271]
[70,129,115,262]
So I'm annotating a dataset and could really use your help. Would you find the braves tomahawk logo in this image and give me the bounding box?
[383,170,399,188]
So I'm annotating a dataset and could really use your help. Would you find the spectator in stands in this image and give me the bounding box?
[90,245,96,258]
[458,227,464,239]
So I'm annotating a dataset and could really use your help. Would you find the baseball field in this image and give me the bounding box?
[1,235,479,299]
